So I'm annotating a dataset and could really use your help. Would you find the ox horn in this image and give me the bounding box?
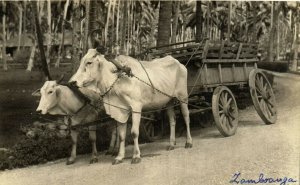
[32,89,41,96]
[56,74,65,84]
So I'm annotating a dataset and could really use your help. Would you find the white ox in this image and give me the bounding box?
[70,49,193,164]
[34,81,118,164]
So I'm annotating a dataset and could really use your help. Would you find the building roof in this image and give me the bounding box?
[5,32,73,47]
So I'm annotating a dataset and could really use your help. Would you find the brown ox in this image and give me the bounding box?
[70,49,193,164]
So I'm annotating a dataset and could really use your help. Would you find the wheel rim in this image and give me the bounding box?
[212,86,238,137]
[249,70,277,124]
[140,114,163,142]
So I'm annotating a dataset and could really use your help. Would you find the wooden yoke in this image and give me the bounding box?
[96,46,133,77]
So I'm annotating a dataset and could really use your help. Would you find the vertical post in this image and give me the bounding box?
[218,64,223,83]
[227,1,232,41]
[83,0,90,54]
[2,1,7,71]
[17,6,23,51]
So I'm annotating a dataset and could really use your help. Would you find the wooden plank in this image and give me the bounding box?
[204,63,208,85]
[203,81,248,88]
[189,107,212,114]
[172,51,203,58]
[147,40,196,51]
[203,58,258,63]
[232,63,236,82]
[219,40,225,59]
[236,43,243,60]
[202,40,210,59]
[239,53,257,58]
[243,63,247,79]
[219,53,236,59]
[218,63,222,83]
[151,44,202,54]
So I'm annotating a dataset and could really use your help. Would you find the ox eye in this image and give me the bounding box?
[86,62,92,65]
[48,91,53,94]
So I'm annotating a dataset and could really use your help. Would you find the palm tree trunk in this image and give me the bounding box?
[276,13,280,60]
[292,23,299,71]
[227,1,232,41]
[105,0,112,47]
[46,0,51,66]
[195,1,202,42]
[26,43,36,71]
[83,0,90,54]
[17,6,23,51]
[71,3,82,73]
[111,0,116,51]
[120,1,127,54]
[116,0,120,51]
[268,1,275,62]
[2,1,7,71]
[126,1,131,55]
[171,1,180,44]
[157,1,172,47]
[55,0,70,68]
[32,2,51,80]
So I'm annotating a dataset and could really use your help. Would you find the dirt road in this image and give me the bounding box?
[0,73,299,185]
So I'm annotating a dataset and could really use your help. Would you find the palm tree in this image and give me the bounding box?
[32,1,51,80]
[17,2,23,51]
[195,0,202,42]
[2,0,7,71]
[46,0,51,65]
[55,0,70,68]
[157,1,172,47]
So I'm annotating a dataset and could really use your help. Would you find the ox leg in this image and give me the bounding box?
[167,108,176,151]
[67,129,78,165]
[113,122,127,165]
[89,126,98,164]
[180,102,193,148]
[131,112,142,164]
[106,126,118,156]
[113,129,120,156]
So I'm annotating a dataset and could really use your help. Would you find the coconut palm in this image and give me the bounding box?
[1,0,7,71]
[157,1,172,47]
[55,0,70,68]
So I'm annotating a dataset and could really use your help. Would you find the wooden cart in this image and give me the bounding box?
[139,40,277,139]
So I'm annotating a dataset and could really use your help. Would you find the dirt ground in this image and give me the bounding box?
[0,73,299,185]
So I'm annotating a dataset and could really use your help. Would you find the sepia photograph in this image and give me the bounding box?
[0,0,299,185]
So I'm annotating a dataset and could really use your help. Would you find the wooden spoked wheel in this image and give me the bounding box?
[212,86,239,137]
[140,113,163,142]
[249,69,277,124]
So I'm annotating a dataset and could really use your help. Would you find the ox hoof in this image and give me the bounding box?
[90,158,98,164]
[112,159,123,165]
[112,148,119,156]
[131,157,141,164]
[185,143,193,148]
[167,146,175,151]
[105,151,113,155]
[66,160,75,165]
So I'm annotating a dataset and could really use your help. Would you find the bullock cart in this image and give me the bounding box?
[139,40,277,138]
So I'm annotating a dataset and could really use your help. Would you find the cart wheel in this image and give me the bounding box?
[212,86,239,137]
[249,69,277,124]
[140,113,163,142]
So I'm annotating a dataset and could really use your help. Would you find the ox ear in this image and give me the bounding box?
[32,89,41,96]
[56,87,61,97]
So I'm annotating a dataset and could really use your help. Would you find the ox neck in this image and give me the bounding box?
[52,86,86,116]
[98,62,118,94]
